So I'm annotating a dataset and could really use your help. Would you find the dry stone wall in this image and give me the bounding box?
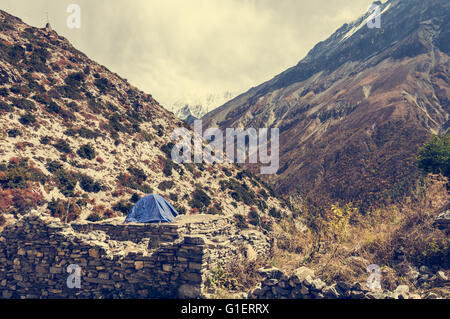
[0,212,271,299]
[248,267,445,299]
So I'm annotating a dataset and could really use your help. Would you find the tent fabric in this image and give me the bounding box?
[125,194,179,224]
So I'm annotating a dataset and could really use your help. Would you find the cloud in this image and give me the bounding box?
[0,0,373,108]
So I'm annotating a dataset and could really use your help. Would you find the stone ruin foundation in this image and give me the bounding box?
[0,212,271,299]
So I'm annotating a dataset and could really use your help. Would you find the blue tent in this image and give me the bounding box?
[125,194,179,224]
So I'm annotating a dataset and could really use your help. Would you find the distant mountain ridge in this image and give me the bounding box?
[203,0,450,205]
[173,91,237,124]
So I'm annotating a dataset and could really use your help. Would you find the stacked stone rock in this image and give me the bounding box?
[434,210,450,231]
[406,264,449,291]
[249,267,424,299]
[0,212,271,299]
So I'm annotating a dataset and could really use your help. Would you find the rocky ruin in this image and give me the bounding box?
[0,212,271,299]
[250,266,448,300]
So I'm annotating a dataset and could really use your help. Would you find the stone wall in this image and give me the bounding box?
[248,267,446,299]
[0,212,271,299]
[70,215,236,245]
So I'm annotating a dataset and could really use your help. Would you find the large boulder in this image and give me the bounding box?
[178,284,201,299]
[257,267,286,280]
[291,267,315,284]
[434,210,450,230]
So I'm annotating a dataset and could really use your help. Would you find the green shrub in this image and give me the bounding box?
[86,213,103,222]
[141,131,153,142]
[57,85,83,100]
[139,184,153,194]
[189,189,211,212]
[222,167,233,177]
[10,86,22,95]
[113,200,133,215]
[45,100,75,121]
[40,136,51,145]
[7,128,22,138]
[174,205,186,215]
[154,124,164,137]
[258,199,268,211]
[79,174,102,193]
[415,238,450,268]
[12,98,36,111]
[0,160,46,189]
[208,203,223,215]
[19,113,36,126]
[87,98,105,114]
[107,113,128,133]
[45,160,63,173]
[261,220,273,232]
[127,166,147,181]
[65,127,101,139]
[130,193,141,203]
[248,209,260,226]
[47,198,81,222]
[53,139,72,154]
[26,47,50,73]
[163,160,174,177]
[234,214,249,229]
[94,78,112,93]
[158,180,175,191]
[269,207,282,219]
[46,101,62,113]
[417,133,450,178]
[77,144,96,160]
[224,180,257,206]
[118,169,152,193]
[32,93,50,105]
[259,189,268,200]
[53,169,77,197]
[65,72,85,87]
[4,44,25,63]
[78,127,101,139]
[161,142,175,158]
[0,101,12,112]
[68,101,80,111]
[47,88,61,99]
[169,193,178,202]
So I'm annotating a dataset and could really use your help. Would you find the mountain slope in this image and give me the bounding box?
[203,0,450,205]
[0,10,288,227]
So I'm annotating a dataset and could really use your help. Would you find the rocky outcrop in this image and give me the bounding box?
[434,210,450,231]
[249,266,447,299]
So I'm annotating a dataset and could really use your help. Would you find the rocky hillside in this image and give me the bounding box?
[0,10,289,228]
[203,0,449,206]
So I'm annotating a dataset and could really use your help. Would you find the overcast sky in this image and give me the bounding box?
[1,0,376,109]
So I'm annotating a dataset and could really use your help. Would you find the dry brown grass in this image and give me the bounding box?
[206,246,269,298]
[270,174,449,292]
[209,247,268,289]
[209,175,448,298]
